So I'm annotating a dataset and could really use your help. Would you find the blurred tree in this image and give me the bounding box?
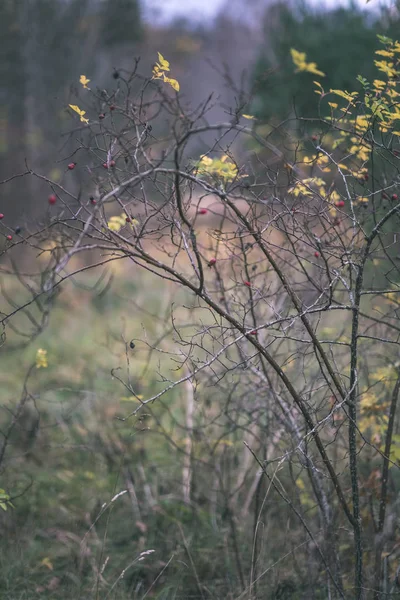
[0,0,143,224]
[99,0,142,46]
[0,0,28,223]
[252,1,400,122]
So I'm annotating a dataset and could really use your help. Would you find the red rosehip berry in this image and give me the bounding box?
[48,194,57,205]
[392,194,398,201]
[109,104,115,111]
[6,235,12,241]
[103,162,108,169]
[0,214,4,220]
[90,196,96,204]
[68,162,76,170]
[311,135,318,142]
[364,173,369,181]
[249,330,258,336]
[208,258,216,267]
[244,281,251,287]
[336,200,345,208]
[126,217,131,223]
[198,208,208,215]
[109,160,116,168]
[314,251,320,258]
[99,113,105,120]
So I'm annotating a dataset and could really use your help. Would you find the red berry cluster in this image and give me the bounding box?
[103,160,116,169]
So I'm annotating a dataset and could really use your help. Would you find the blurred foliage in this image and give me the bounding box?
[0,0,142,223]
[100,0,142,46]
[253,2,400,123]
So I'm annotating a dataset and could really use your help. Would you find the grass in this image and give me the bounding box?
[0,256,356,599]
[0,262,202,599]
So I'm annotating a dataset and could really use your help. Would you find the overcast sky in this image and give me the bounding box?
[142,0,391,23]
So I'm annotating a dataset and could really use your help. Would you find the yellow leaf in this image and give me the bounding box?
[107,213,132,232]
[330,89,358,105]
[108,215,126,232]
[157,52,170,72]
[374,60,397,78]
[375,49,394,58]
[152,64,162,79]
[355,115,370,131]
[69,104,81,114]
[79,75,90,89]
[290,48,325,77]
[40,557,53,571]
[68,104,89,124]
[305,62,325,77]
[330,190,340,203]
[373,79,386,90]
[242,114,256,119]
[316,154,329,166]
[152,53,179,92]
[36,348,48,369]
[386,88,400,99]
[290,48,307,68]
[162,74,180,92]
[196,153,243,183]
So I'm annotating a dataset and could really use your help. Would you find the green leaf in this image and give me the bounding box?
[356,75,369,89]
[377,35,393,45]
